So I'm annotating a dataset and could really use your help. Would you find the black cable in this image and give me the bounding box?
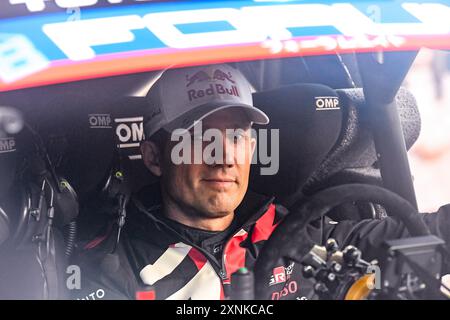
[36,177,53,299]
[25,123,61,193]
[112,194,128,254]
[64,221,77,257]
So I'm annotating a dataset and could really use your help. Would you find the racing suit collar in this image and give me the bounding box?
[129,184,276,274]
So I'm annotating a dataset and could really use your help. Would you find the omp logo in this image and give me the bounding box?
[315,96,340,111]
[0,137,16,153]
[88,113,111,128]
[115,116,144,160]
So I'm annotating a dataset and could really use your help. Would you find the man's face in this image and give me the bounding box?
[144,108,256,220]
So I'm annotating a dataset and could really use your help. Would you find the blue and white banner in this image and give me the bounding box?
[1,0,449,91]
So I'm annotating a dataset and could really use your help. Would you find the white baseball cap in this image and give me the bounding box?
[144,64,269,138]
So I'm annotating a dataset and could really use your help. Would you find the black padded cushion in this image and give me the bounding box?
[249,83,343,200]
[35,94,116,201]
[34,96,157,203]
[303,87,420,194]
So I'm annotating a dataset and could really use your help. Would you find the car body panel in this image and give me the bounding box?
[0,0,449,92]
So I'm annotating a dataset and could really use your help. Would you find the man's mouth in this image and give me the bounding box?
[201,178,237,189]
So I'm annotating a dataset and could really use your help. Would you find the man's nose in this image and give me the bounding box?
[222,135,236,166]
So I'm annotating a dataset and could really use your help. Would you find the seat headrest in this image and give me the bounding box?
[31,96,156,204]
[35,95,116,200]
[304,86,420,194]
[0,123,36,198]
[249,83,343,201]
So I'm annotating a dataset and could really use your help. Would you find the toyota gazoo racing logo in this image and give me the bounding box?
[270,266,287,286]
[186,69,239,102]
[269,262,295,286]
[269,263,300,300]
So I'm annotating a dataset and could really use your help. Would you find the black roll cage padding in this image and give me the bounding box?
[254,183,431,300]
[356,51,419,208]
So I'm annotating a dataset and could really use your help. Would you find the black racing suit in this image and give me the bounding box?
[71,184,450,300]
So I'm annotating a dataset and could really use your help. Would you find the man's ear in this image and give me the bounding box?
[250,136,257,156]
[141,141,163,177]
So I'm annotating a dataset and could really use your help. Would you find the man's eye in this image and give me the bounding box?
[229,133,246,143]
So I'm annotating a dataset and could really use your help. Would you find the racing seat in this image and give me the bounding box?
[34,94,124,241]
[250,83,343,205]
[250,83,420,220]
[0,94,153,299]
[42,96,158,266]
[0,95,120,299]
[303,87,420,194]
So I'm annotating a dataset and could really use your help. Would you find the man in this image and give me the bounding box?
[75,63,450,300]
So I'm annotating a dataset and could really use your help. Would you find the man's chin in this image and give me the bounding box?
[199,199,237,218]
[199,210,231,220]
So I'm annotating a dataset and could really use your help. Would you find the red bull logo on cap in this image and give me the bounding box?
[185,69,236,87]
[185,68,240,102]
[212,69,235,84]
[185,71,211,87]
[187,83,240,102]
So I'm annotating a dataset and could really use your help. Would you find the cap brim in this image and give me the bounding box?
[163,102,269,134]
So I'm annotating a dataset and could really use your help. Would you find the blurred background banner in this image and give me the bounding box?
[406,49,450,212]
[1,0,450,92]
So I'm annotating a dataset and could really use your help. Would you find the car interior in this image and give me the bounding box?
[0,53,423,299]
